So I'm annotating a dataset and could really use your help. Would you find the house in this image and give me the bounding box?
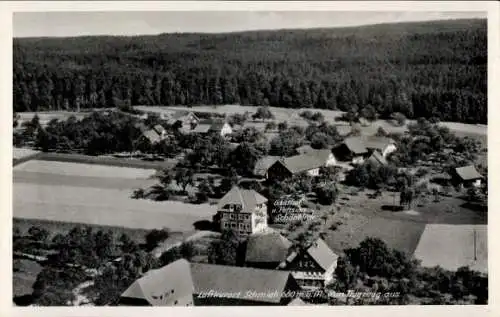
[119,259,195,306]
[253,156,281,178]
[245,228,293,269]
[366,150,388,167]
[333,137,369,164]
[153,124,169,140]
[209,121,233,137]
[362,136,397,157]
[190,262,301,305]
[216,187,268,236]
[308,149,337,167]
[190,123,212,134]
[278,238,339,290]
[267,153,324,181]
[140,129,161,145]
[167,111,200,129]
[452,165,483,188]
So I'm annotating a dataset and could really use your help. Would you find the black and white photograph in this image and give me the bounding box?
[5,1,497,311]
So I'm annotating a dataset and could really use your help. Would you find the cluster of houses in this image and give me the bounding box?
[254,135,397,183]
[120,186,340,306]
[136,110,234,147]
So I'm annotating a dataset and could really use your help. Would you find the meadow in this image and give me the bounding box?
[13,160,216,232]
[413,224,487,274]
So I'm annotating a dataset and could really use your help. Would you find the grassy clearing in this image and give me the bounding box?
[13,171,157,190]
[413,224,487,273]
[14,160,156,179]
[324,214,426,255]
[36,152,176,170]
[14,183,216,232]
[322,186,487,256]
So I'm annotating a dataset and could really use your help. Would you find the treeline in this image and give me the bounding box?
[13,19,486,123]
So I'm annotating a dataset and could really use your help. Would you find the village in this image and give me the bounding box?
[13,103,488,306]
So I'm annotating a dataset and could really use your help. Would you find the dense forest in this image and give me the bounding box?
[13,19,487,123]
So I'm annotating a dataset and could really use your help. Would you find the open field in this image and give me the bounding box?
[14,160,158,190]
[413,224,487,274]
[14,183,216,232]
[324,214,426,255]
[15,160,156,179]
[34,152,176,170]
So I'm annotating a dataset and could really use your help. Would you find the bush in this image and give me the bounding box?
[145,228,170,251]
[131,188,145,199]
[28,226,50,242]
[392,112,407,126]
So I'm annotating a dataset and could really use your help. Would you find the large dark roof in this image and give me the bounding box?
[281,153,324,174]
[190,262,294,304]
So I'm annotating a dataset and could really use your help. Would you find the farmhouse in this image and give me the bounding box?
[167,111,200,129]
[253,156,281,178]
[333,137,369,164]
[209,121,233,137]
[189,121,233,137]
[190,262,301,305]
[366,150,388,167]
[190,124,212,134]
[139,129,162,145]
[245,228,293,269]
[362,136,397,157]
[119,259,195,306]
[452,165,483,188]
[216,186,268,237]
[152,124,169,140]
[278,238,339,290]
[308,149,337,167]
[267,154,325,181]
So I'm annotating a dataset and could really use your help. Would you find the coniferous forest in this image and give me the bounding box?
[13,19,487,123]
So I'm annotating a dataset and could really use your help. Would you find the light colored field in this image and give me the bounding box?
[13,148,40,160]
[14,183,216,231]
[14,160,156,179]
[13,171,156,190]
[413,224,487,274]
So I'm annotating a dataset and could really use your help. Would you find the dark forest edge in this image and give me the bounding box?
[13,19,486,124]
